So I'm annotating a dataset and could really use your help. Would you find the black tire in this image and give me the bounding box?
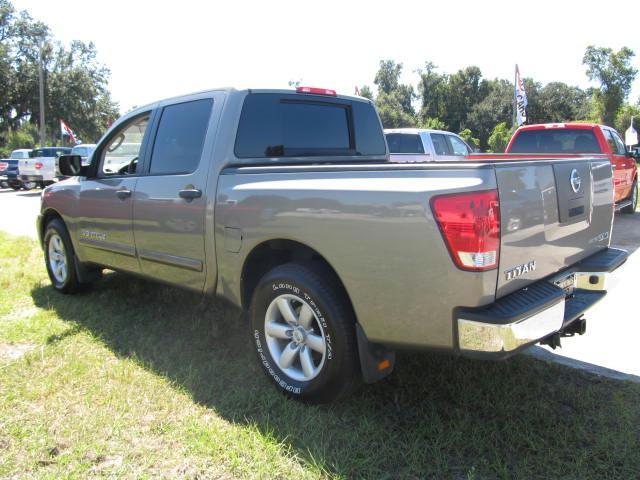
[249,263,360,403]
[621,180,637,214]
[43,218,82,294]
[10,183,21,191]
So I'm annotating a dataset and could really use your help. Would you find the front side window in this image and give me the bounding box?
[100,115,150,176]
[149,99,213,175]
[431,133,451,156]
[447,135,470,156]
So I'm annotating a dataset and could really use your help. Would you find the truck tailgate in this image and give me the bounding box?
[18,157,37,176]
[495,158,613,298]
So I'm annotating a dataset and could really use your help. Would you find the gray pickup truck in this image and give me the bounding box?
[41,87,627,403]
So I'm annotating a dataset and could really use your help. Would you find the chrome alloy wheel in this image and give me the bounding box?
[48,233,68,284]
[264,294,327,382]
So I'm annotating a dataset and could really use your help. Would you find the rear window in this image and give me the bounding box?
[509,129,601,154]
[235,93,385,159]
[385,133,424,154]
[29,148,71,158]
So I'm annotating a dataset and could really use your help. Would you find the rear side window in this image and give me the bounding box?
[235,93,385,158]
[509,129,601,154]
[605,129,627,155]
[149,98,213,175]
[385,133,424,154]
[431,134,451,155]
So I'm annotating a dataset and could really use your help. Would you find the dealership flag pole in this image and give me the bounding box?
[514,64,528,127]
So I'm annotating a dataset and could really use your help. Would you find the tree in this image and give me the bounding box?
[583,46,637,126]
[487,122,512,153]
[420,117,446,130]
[0,0,118,150]
[358,85,374,100]
[371,60,416,128]
[466,79,513,149]
[416,62,448,124]
[458,128,480,149]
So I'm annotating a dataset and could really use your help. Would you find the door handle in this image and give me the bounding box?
[179,188,202,201]
[116,188,132,200]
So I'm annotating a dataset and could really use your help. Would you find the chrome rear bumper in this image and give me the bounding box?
[457,247,627,358]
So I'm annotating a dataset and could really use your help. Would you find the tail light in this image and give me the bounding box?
[296,86,337,96]
[431,190,500,271]
[35,162,44,170]
[0,162,7,172]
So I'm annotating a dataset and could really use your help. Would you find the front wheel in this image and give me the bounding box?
[621,181,637,214]
[44,219,82,293]
[249,263,360,403]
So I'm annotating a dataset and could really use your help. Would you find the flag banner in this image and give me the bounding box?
[625,117,638,146]
[60,119,78,144]
[354,86,361,96]
[515,65,528,126]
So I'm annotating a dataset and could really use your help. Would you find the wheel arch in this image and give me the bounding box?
[240,239,356,320]
[39,208,65,246]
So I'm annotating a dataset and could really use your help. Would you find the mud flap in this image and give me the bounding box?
[74,256,102,284]
[356,323,395,384]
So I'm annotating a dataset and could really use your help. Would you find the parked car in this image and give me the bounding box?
[506,123,638,213]
[385,128,474,162]
[42,87,626,403]
[70,144,96,167]
[19,147,71,188]
[0,148,35,190]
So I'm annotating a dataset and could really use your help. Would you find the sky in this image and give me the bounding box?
[13,0,640,114]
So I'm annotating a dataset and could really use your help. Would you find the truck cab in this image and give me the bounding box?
[506,123,638,213]
[384,128,473,162]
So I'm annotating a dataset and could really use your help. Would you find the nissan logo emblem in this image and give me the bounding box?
[570,169,581,193]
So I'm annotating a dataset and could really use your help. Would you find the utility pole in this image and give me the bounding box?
[38,43,45,147]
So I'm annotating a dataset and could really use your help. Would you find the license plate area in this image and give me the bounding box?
[551,273,576,297]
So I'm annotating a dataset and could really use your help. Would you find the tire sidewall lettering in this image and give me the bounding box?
[253,281,335,395]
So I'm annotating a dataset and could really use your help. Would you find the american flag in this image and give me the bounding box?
[60,119,78,144]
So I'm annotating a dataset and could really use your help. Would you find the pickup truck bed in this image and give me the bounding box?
[37,87,627,403]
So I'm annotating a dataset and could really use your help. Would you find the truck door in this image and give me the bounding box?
[603,128,631,202]
[77,112,153,273]
[132,96,217,291]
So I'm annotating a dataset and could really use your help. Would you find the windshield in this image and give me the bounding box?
[510,129,601,154]
[10,150,30,159]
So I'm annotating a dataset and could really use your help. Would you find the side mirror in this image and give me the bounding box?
[58,154,87,176]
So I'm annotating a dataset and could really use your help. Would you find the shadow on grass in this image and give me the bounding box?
[31,274,640,479]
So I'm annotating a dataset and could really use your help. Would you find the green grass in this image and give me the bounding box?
[1,232,639,479]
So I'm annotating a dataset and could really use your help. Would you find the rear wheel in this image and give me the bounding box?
[44,219,82,293]
[249,263,360,403]
[10,183,21,191]
[621,180,637,214]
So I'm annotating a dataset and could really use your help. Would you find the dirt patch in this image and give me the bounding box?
[0,342,36,361]
[1,306,38,322]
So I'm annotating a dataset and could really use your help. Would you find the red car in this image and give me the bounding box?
[505,123,638,213]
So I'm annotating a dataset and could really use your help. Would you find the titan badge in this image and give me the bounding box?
[504,261,536,281]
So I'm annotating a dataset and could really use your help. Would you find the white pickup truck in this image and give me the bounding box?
[19,147,71,187]
[385,128,474,162]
